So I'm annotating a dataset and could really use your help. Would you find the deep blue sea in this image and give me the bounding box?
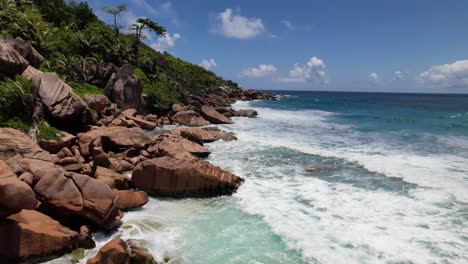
[52,91,468,264]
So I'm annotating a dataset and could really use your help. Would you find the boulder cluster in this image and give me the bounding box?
[0,37,274,263]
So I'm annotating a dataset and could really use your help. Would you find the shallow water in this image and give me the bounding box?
[51,92,468,264]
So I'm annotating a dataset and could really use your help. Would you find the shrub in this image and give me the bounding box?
[70,82,104,97]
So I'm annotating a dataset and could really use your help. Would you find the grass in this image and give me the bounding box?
[38,121,62,141]
[70,82,104,97]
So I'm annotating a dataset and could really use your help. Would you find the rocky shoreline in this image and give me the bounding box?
[0,37,275,263]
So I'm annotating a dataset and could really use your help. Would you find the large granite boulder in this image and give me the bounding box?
[200,105,233,124]
[132,156,244,197]
[235,109,258,118]
[171,127,237,143]
[0,161,37,218]
[0,38,28,77]
[87,239,155,264]
[21,65,43,81]
[113,190,149,211]
[78,126,152,157]
[83,94,110,113]
[32,167,123,229]
[104,64,146,113]
[0,128,56,162]
[31,73,88,121]
[147,133,210,159]
[172,110,210,127]
[0,210,91,262]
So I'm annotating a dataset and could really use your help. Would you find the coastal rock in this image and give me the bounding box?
[78,126,152,157]
[132,156,244,197]
[0,210,90,262]
[171,127,237,143]
[0,38,28,77]
[33,167,123,229]
[83,94,110,113]
[235,109,258,118]
[126,115,157,130]
[0,160,37,218]
[31,73,88,121]
[94,166,132,190]
[114,190,149,211]
[110,117,138,128]
[87,239,156,264]
[121,108,137,117]
[172,110,210,127]
[104,64,145,113]
[0,128,56,162]
[200,105,233,124]
[148,133,211,159]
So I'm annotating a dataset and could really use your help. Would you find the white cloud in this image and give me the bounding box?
[279,56,327,84]
[368,72,380,82]
[151,32,181,52]
[241,64,277,78]
[199,58,217,70]
[213,8,265,39]
[281,20,295,30]
[417,60,468,88]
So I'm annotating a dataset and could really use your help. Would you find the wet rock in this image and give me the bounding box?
[235,109,258,118]
[171,127,237,143]
[132,156,244,197]
[114,190,149,211]
[87,239,156,264]
[200,105,233,124]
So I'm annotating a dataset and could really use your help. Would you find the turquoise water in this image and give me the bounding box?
[52,92,468,264]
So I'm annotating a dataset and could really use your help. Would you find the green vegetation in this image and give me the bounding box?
[70,82,103,97]
[0,76,35,125]
[38,121,62,141]
[0,0,238,118]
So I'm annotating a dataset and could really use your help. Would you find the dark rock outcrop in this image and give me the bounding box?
[104,64,146,113]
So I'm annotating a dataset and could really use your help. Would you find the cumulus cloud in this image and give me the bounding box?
[213,8,265,39]
[241,64,277,78]
[199,58,217,70]
[151,32,181,52]
[417,60,468,88]
[279,57,327,83]
[281,20,295,30]
[368,72,380,83]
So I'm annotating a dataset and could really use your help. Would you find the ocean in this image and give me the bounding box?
[54,91,468,264]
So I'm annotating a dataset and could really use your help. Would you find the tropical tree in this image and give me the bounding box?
[131,18,166,45]
[102,4,126,34]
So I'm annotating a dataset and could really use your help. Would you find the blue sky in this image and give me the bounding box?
[84,0,468,93]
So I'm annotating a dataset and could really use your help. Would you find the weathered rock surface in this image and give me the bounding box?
[21,65,43,81]
[0,38,28,77]
[171,127,237,143]
[148,133,210,159]
[0,210,91,262]
[33,167,123,229]
[200,105,233,124]
[78,126,152,157]
[172,110,210,127]
[0,128,56,162]
[83,94,110,113]
[0,161,37,218]
[87,238,156,264]
[114,190,149,211]
[104,64,145,113]
[31,73,88,121]
[6,37,44,68]
[132,156,244,197]
[93,166,132,190]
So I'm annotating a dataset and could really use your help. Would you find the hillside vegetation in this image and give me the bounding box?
[0,0,238,120]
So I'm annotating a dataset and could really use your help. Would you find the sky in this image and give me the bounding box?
[83,0,468,93]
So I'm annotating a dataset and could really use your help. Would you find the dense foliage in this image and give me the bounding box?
[0,0,236,109]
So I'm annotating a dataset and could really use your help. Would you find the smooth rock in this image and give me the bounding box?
[114,190,149,211]
[200,105,233,124]
[83,94,109,113]
[172,110,210,127]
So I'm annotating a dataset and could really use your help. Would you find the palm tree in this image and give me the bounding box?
[131,18,166,44]
[102,4,126,34]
